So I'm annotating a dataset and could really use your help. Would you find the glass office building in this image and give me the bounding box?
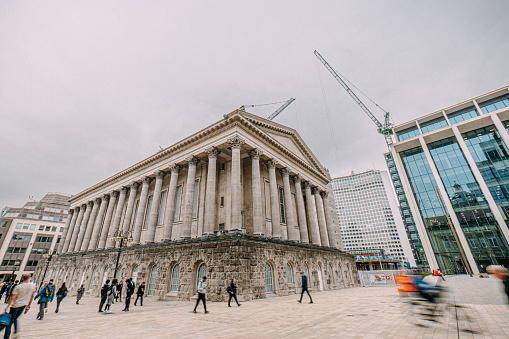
[390,86,509,274]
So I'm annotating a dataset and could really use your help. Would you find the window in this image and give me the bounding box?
[0,221,6,227]
[265,263,274,293]
[220,197,224,207]
[52,227,57,232]
[22,224,29,229]
[170,264,180,292]
[26,260,38,267]
[197,263,207,288]
[148,265,158,296]
[31,248,48,255]
[39,226,44,231]
[42,216,49,221]
[218,223,225,231]
[35,236,53,243]
[192,181,200,219]
[15,223,22,229]
[479,95,509,114]
[286,263,293,284]
[143,195,153,229]
[60,227,64,232]
[447,108,478,124]
[221,163,225,171]
[7,247,26,254]
[420,117,448,134]
[338,264,342,279]
[279,187,286,223]
[397,127,420,141]
[173,186,183,222]
[328,265,334,284]
[12,235,31,242]
[45,226,51,231]
[30,224,36,230]
[157,191,167,225]
[89,267,98,289]
[53,217,59,222]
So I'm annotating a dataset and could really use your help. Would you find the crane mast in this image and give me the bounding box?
[314,50,393,145]
[268,98,295,120]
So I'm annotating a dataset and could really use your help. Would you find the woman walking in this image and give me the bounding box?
[104,279,117,314]
[76,284,85,305]
[55,282,68,313]
[116,281,123,302]
[227,278,241,307]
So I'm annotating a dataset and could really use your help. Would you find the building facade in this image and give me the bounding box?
[390,85,509,275]
[0,193,70,281]
[331,170,416,268]
[37,110,358,300]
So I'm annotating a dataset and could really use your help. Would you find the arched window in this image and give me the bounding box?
[338,264,342,279]
[131,265,139,284]
[265,263,274,293]
[345,264,349,279]
[170,264,180,292]
[197,263,207,287]
[328,264,334,284]
[286,263,293,284]
[303,264,309,282]
[147,265,158,296]
[88,267,97,289]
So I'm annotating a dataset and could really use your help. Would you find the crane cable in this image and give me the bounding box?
[315,57,343,177]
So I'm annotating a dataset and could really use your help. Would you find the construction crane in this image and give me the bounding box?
[239,98,296,121]
[314,50,393,145]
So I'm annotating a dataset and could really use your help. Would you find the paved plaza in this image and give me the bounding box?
[12,275,509,338]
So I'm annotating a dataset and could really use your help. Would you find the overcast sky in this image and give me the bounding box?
[1,1,508,209]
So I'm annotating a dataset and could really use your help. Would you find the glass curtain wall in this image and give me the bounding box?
[400,147,464,274]
[428,137,509,271]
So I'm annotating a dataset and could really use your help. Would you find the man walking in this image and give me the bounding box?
[34,279,55,320]
[2,274,36,338]
[134,282,145,306]
[298,272,313,304]
[122,278,134,312]
[98,280,110,313]
[193,276,208,314]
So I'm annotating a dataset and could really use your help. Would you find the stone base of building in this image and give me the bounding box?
[35,233,360,302]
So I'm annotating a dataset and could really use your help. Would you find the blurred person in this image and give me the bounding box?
[0,283,7,300]
[193,276,208,314]
[5,281,19,304]
[76,284,85,305]
[104,279,117,314]
[487,265,509,302]
[298,273,313,304]
[134,282,145,306]
[227,278,241,307]
[55,282,68,313]
[98,280,110,313]
[34,279,55,320]
[1,274,36,339]
[122,278,134,312]
[116,281,123,302]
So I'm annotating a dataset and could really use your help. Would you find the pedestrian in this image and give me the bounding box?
[98,280,110,313]
[2,283,11,304]
[193,276,208,314]
[55,282,68,313]
[76,284,85,305]
[227,278,241,307]
[104,279,117,314]
[297,272,313,304]
[34,279,55,320]
[122,278,134,312]
[134,282,145,306]
[116,281,122,302]
[487,265,509,303]
[0,283,6,299]
[1,274,36,339]
[5,281,18,304]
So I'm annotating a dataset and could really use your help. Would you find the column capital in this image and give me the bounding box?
[142,176,152,185]
[68,209,75,215]
[120,187,129,195]
[88,200,94,207]
[227,136,245,149]
[205,147,220,158]
[303,181,311,189]
[267,159,278,169]
[249,148,263,160]
[312,187,320,195]
[185,156,200,166]
[102,195,110,202]
[291,174,302,183]
[320,191,328,199]
[154,170,166,180]
[94,197,102,204]
[169,163,182,174]
[130,182,140,190]
[110,191,119,199]
[280,168,290,177]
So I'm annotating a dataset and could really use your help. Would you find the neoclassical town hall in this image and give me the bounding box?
[35,110,359,301]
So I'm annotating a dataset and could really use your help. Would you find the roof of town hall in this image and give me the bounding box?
[69,110,331,204]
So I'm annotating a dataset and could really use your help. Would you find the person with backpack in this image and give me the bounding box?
[2,274,36,339]
[98,280,110,313]
[0,283,7,300]
[122,278,134,312]
[227,278,241,307]
[134,282,145,306]
[34,279,55,320]
[76,284,85,305]
[55,282,68,313]
[297,273,313,304]
[5,281,18,304]
[104,279,117,314]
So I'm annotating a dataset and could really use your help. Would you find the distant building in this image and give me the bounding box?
[0,193,70,281]
[331,170,416,268]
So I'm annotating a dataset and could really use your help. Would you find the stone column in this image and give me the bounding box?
[132,177,152,245]
[250,149,264,235]
[293,175,309,243]
[121,182,140,233]
[204,148,219,235]
[322,191,339,248]
[181,157,199,239]
[304,182,321,245]
[106,187,129,248]
[267,159,281,238]
[162,164,181,240]
[88,195,109,251]
[281,168,299,241]
[60,209,77,253]
[68,205,85,252]
[146,171,166,243]
[80,198,101,251]
[314,189,329,247]
[74,201,93,252]
[229,137,244,231]
[98,191,118,249]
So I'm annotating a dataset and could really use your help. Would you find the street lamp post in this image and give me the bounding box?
[39,250,57,290]
[111,231,133,280]
[10,260,21,283]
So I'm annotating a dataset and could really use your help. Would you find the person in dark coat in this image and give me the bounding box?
[98,280,110,313]
[5,281,19,304]
[227,278,241,307]
[55,282,68,313]
[297,273,313,304]
[116,281,122,302]
[134,282,145,306]
[122,278,134,312]
[0,283,7,299]
[34,280,55,320]
[76,284,85,304]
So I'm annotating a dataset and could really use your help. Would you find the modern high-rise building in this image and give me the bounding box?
[390,85,509,275]
[331,170,416,267]
[0,193,70,281]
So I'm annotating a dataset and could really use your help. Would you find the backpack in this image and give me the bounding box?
[44,284,54,298]
[226,286,232,294]
[101,284,109,298]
